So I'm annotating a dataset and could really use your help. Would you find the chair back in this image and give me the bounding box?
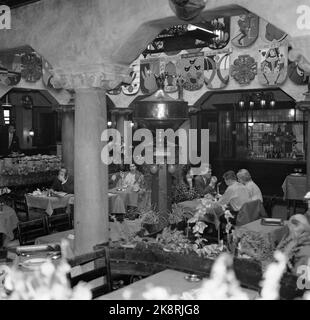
[46,210,72,233]
[14,198,29,221]
[17,217,48,245]
[236,200,268,227]
[67,243,112,299]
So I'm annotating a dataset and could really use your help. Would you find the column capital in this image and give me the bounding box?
[52,62,132,90]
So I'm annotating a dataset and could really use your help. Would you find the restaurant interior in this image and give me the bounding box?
[0,0,310,300]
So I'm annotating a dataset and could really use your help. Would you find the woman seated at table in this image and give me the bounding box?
[51,167,73,194]
[116,163,145,192]
[276,213,310,275]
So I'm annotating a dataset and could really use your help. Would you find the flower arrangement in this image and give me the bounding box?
[171,183,199,203]
[168,204,192,225]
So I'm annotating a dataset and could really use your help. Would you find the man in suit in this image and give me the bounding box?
[0,124,20,156]
[193,164,213,197]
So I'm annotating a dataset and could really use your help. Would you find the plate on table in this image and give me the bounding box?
[184,274,203,282]
[52,191,68,197]
[261,218,284,226]
[20,258,49,270]
[120,243,136,249]
[290,173,304,177]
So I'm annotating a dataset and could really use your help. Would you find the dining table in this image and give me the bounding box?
[98,269,259,300]
[0,205,18,246]
[108,187,140,208]
[25,192,126,216]
[25,193,74,216]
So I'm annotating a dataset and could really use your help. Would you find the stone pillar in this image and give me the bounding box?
[54,63,131,255]
[61,107,75,177]
[74,88,108,255]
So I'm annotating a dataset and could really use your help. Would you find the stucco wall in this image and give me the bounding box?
[0,0,309,69]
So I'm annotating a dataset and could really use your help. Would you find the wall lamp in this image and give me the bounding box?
[238,92,276,109]
[27,129,34,143]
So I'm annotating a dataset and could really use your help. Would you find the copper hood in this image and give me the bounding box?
[133,88,188,131]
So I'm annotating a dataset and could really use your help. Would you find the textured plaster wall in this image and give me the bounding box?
[0,0,309,69]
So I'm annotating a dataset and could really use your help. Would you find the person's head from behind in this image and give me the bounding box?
[223,170,237,186]
[288,213,310,239]
[129,163,137,173]
[237,169,252,185]
[8,124,15,134]
[58,168,68,182]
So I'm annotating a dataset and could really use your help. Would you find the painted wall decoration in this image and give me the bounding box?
[208,17,230,50]
[231,13,259,48]
[0,53,21,86]
[42,57,59,89]
[140,58,160,94]
[260,19,288,44]
[122,62,140,95]
[204,49,231,89]
[288,47,309,85]
[230,54,257,86]
[21,52,42,83]
[177,52,204,91]
[0,67,21,86]
[257,45,287,86]
[162,56,179,93]
[107,86,122,95]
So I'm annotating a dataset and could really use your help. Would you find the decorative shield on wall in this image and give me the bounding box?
[257,45,287,86]
[122,62,140,95]
[230,54,257,86]
[0,53,21,86]
[208,17,230,50]
[107,86,122,95]
[231,13,259,48]
[140,58,160,94]
[260,19,288,44]
[177,52,204,91]
[204,49,231,89]
[21,52,42,83]
[287,47,309,85]
[162,56,179,93]
[42,57,56,89]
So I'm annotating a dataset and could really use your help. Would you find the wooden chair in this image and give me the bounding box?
[46,209,72,234]
[67,244,112,299]
[14,198,29,222]
[17,217,49,245]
